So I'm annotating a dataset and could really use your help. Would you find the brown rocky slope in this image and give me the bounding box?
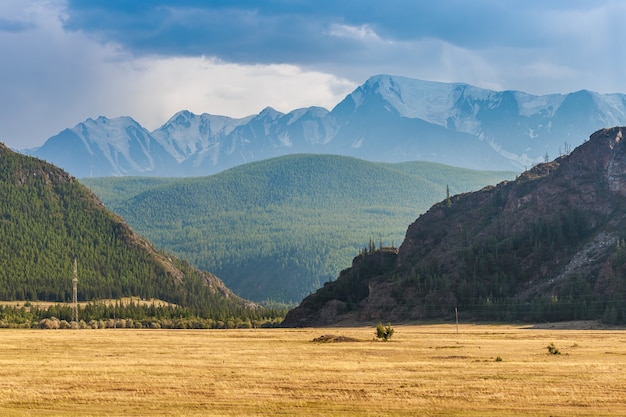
[283,127,626,326]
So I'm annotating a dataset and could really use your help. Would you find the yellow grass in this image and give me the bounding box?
[1,324,626,416]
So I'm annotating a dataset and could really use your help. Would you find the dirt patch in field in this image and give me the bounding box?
[312,334,361,343]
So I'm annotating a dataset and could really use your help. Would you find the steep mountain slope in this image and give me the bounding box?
[24,75,626,177]
[151,110,253,165]
[0,142,249,314]
[28,116,179,177]
[82,155,516,302]
[282,127,626,326]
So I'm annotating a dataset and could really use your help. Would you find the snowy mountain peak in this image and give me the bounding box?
[25,74,626,177]
[356,75,495,124]
[152,109,254,163]
[256,107,284,120]
[24,115,165,177]
[285,106,330,126]
[76,116,147,148]
[167,110,195,126]
[86,115,138,125]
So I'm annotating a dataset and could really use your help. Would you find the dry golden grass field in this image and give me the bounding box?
[1,323,626,416]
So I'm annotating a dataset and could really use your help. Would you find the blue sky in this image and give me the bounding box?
[1,0,626,148]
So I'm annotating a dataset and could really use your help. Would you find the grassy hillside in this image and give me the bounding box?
[0,142,270,321]
[82,154,517,302]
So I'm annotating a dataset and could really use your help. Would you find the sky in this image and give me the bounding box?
[2,0,626,149]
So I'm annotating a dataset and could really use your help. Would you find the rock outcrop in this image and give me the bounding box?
[283,127,626,326]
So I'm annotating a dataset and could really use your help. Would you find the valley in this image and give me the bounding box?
[82,155,517,302]
[5,73,626,327]
[4,3,626,416]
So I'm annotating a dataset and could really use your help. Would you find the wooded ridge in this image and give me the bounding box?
[83,154,517,302]
[0,143,282,325]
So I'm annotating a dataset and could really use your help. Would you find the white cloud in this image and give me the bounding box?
[0,1,356,148]
[327,23,383,42]
[113,56,356,130]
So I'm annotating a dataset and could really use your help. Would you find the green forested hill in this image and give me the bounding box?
[83,154,517,303]
[0,142,257,317]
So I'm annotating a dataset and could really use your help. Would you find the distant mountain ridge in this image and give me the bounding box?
[24,75,626,177]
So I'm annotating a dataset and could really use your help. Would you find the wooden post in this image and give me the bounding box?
[72,259,78,322]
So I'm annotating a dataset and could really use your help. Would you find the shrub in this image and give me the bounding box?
[39,318,60,329]
[375,322,395,341]
[547,342,561,355]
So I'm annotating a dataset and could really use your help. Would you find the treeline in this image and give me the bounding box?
[0,300,287,329]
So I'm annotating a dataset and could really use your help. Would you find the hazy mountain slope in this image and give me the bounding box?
[24,75,626,177]
[283,127,626,326]
[82,155,517,302]
[28,116,179,177]
[151,110,254,164]
[328,76,514,169]
[0,142,249,314]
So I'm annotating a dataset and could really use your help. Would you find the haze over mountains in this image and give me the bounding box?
[23,75,626,177]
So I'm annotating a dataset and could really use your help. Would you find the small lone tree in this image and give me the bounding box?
[375,322,395,341]
[546,342,561,355]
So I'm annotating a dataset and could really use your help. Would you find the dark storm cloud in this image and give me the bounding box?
[61,0,573,63]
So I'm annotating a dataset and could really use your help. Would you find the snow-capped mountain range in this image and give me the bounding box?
[23,74,626,177]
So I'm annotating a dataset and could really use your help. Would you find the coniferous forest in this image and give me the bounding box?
[83,154,517,302]
[0,143,285,327]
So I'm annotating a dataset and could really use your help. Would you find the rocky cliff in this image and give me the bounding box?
[283,127,626,326]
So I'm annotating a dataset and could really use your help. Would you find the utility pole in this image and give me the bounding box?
[72,259,78,322]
